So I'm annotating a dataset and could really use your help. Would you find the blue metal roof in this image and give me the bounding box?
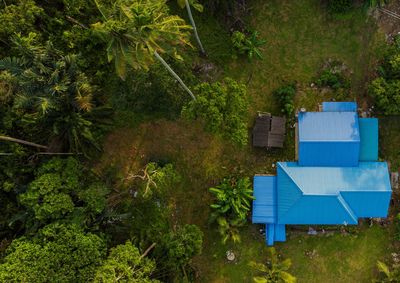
[278,162,391,195]
[322,102,357,112]
[252,176,277,224]
[276,162,391,225]
[298,112,360,142]
[359,118,378,161]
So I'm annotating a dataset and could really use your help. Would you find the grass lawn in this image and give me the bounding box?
[98,0,395,282]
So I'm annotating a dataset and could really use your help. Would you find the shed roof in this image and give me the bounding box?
[359,118,378,161]
[252,175,276,224]
[322,102,357,112]
[298,112,360,142]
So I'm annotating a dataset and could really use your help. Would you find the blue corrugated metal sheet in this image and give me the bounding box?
[265,224,286,246]
[359,118,378,161]
[276,166,302,219]
[276,162,391,225]
[298,112,360,141]
[278,162,391,195]
[299,141,360,167]
[322,102,357,112]
[298,112,360,166]
[278,195,358,225]
[274,224,286,242]
[341,191,391,217]
[252,176,277,224]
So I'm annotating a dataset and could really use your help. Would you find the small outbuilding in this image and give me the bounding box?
[252,112,286,148]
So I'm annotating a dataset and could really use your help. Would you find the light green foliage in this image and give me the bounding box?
[209,177,253,243]
[94,241,158,283]
[273,84,296,117]
[0,223,106,283]
[250,248,296,283]
[177,0,204,12]
[374,261,400,282]
[19,157,109,222]
[182,78,249,146]
[160,224,203,270]
[232,31,266,60]
[369,77,400,114]
[0,0,43,40]
[92,0,192,79]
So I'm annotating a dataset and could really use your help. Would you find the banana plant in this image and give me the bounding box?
[177,0,206,55]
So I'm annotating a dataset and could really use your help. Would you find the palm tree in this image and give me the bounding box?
[177,0,206,55]
[92,0,196,100]
[0,34,112,155]
[250,248,296,283]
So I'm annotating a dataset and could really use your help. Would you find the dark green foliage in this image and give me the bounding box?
[0,33,113,155]
[209,177,253,243]
[327,0,354,14]
[0,223,106,283]
[159,224,203,270]
[19,157,110,225]
[273,83,296,117]
[316,69,350,90]
[231,30,266,60]
[182,78,249,146]
[94,241,159,283]
[369,43,400,114]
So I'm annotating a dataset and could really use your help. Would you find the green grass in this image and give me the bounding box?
[97,0,395,282]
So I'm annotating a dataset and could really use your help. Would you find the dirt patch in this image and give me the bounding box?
[373,2,400,40]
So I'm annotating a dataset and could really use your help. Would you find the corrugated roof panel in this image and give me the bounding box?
[279,162,391,195]
[277,165,302,220]
[252,176,277,224]
[278,195,358,225]
[298,112,360,141]
[359,118,378,161]
[322,102,357,112]
[341,191,391,217]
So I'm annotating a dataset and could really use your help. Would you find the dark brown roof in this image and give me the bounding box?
[252,114,286,148]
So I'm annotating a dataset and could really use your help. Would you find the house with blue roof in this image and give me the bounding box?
[252,102,392,246]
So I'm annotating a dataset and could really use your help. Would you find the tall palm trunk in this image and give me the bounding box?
[185,0,205,55]
[153,51,196,100]
[0,135,48,149]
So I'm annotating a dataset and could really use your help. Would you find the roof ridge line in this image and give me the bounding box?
[337,193,358,224]
[276,163,304,224]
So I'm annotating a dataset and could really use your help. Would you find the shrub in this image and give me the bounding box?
[182,78,249,146]
[231,30,266,60]
[369,43,400,114]
[273,83,296,117]
[327,0,354,14]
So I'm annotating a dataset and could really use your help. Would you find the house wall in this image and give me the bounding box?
[298,141,360,167]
